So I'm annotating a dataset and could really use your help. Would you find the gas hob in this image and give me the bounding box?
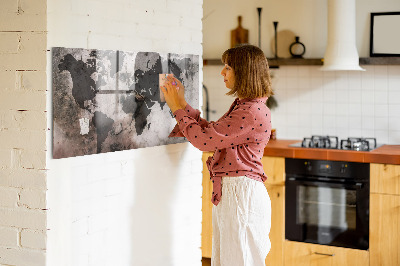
[289,135,382,151]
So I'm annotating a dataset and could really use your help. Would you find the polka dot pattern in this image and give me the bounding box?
[168,97,272,206]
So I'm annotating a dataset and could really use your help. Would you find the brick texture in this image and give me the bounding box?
[0,208,47,230]
[0,247,46,266]
[0,32,20,54]
[0,169,47,189]
[0,129,46,150]
[0,187,19,208]
[0,110,47,131]
[0,227,19,247]
[0,71,16,90]
[0,149,11,169]
[21,229,46,249]
[0,90,47,111]
[17,70,47,91]
[0,0,47,264]
[19,189,47,209]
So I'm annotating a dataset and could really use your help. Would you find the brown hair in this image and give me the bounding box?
[221,44,273,99]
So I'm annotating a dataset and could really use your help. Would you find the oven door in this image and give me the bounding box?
[285,177,369,250]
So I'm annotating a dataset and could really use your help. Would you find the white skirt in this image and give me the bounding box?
[212,176,271,266]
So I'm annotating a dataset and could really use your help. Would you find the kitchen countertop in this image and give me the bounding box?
[263,139,400,165]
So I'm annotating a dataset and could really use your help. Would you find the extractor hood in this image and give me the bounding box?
[320,0,365,71]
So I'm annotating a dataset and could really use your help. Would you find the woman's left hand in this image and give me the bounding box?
[161,76,184,113]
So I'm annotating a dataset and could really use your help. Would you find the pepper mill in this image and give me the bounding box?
[257,8,262,48]
[273,21,279,58]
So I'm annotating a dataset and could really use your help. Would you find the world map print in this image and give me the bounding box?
[52,47,199,159]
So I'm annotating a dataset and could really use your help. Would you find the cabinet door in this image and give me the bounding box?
[370,163,400,195]
[202,152,213,258]
[370,193,400,266]
[284,241,369,266]
[261,156,285,185]
[264,184,284,266]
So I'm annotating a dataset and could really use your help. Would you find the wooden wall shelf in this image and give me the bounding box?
[268,58,323,67]
[359,57,400,65]
[203,57,400,67]
[203,58,323,67]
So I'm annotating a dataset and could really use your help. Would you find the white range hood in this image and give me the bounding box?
[320,0,365,71]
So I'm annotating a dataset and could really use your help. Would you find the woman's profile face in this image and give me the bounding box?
[220,64,235,89]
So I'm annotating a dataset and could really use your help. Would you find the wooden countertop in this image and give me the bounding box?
[263,139,400,165]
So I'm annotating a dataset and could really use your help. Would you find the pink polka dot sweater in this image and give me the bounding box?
[169,97,272,206]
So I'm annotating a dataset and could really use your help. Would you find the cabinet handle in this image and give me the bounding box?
[314,252,335,257]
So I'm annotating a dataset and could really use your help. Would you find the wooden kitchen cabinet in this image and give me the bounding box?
[202,152,213,258]
[261,156,285,186]
[262,156,285,266]
[370,193,400,266]
[201,154,286,265]
[264,184,285,266]
[370,163,400,195]
[370,163,400,266]
[284,241,369,266]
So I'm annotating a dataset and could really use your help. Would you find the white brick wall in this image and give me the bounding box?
[0,169,47,189]
[0,227,19,247]
[0,247,46,266]
[21,229,47,250]
[0,0,48,265]
[46,1,203,266]
[0,187,19,208]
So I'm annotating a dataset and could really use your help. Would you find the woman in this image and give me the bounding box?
[162,44,273,266]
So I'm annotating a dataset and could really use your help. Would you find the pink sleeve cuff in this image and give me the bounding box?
[168,109,187,138]
[184,104,200,119]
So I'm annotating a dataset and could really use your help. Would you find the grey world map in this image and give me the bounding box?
[52,47,199,159]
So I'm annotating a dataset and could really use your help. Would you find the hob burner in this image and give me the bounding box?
[340,137,377,151]
[290,136,379,151]
[301,135,338,149]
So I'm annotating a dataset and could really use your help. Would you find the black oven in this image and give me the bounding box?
[285,158,369,250]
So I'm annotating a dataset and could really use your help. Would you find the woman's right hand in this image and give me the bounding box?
[168,75,187,108]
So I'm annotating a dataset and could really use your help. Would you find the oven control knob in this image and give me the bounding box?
[340,164,347,174]
[304,162,312,171]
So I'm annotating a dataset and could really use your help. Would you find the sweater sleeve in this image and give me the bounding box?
[172,106,256,152]
[168,104,211,137]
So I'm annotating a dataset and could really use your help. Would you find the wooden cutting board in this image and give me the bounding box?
[231,16,249,48]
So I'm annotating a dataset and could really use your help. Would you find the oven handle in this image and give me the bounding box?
[286,177,364,189]
[314,252,335,257]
